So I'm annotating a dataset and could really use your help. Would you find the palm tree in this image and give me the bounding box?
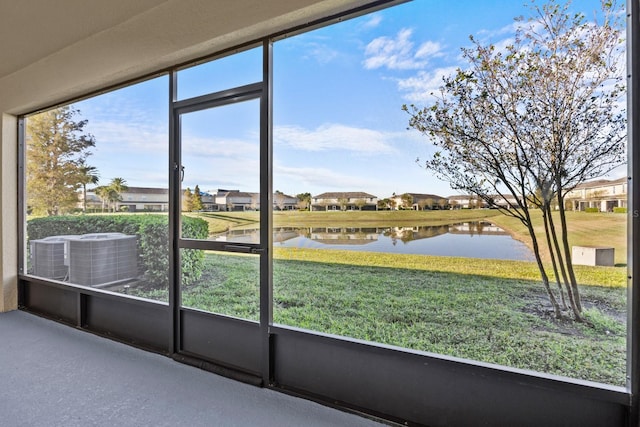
[95,186,110,213]
[108,177,128,212]
[77,163,99,213]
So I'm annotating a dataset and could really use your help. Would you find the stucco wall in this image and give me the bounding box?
[0,114,17,312]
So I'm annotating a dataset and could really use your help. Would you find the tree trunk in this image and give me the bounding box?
[525,214,561,318]
[545,204,583,321]
[556,192,584,321]
[82,184,87,214]
[542,204,567,310]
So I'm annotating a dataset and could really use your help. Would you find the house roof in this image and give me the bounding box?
[219,191,256,198]
[447,194,516,203]
[313,192,377,199]
[275,192,297,200]
[573,177,627,190]
[126,187,169,194]
[448,195,474,201]
[398,193,446,201]
[89,186,168,195]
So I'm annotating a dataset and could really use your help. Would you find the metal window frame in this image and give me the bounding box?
[168,43,270,383]
[627,0,639,423]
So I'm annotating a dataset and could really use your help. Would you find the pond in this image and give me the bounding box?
[214,221,535,261]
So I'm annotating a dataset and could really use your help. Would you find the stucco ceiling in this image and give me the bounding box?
[0,0,381,114]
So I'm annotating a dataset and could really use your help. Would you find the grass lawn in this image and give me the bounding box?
[132,209,627,386]
[492,210,627,265]
[133,248,626,386]
[271,251,625,386]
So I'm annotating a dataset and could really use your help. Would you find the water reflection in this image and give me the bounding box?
[214,221,534,261]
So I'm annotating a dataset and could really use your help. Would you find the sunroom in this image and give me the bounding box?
[1,1,638,426]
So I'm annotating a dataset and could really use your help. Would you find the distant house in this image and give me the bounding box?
[448,194,518,210]
[565,177,627,212]
[83,187,169,212]
[84,187,218,212]
[446,178,627,212]
[212,189,258,211]
[391,193,448,210]
[273,192,298,211]
[311,192,378,211]
[212,189,298,211]
[490,194,518,209]
[120,187,170,212]
[199,190,216,211]
[448,195,486,209]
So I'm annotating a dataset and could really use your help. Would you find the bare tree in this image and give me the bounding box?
[404,0,625,321]
[400,193,413,210]
[251,193,260,211]
[274,190,287,211]
[418,198,434,210]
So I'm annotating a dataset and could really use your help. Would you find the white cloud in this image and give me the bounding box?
[396,66,459,103]
[182,136,258,159]
[275,123,396,154]
[87,120,167,154]
[415,41,443,59]
[476,21,521,40]
[304,42,340,64]
[363,28,442,70]
[361,14,382,29]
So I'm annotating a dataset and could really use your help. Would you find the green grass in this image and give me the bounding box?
[184,211,259,234]
[131,249,627,386]
[273,248,626,288]
[490,210,627,265]
[273,259,624,384]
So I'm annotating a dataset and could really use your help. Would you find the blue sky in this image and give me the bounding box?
[74,0,617,199]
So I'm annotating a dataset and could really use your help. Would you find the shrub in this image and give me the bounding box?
[27,215,208,288]
[613,207,627,214]
[584,207,600,213]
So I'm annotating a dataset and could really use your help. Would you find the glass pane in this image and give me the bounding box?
[272,0,627,386]
[180,99,260,243]
[180,249,260,320]
[177,47,262,100]
[25,76,170,303]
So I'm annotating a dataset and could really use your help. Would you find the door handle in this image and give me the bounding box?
[223,245,265,254]
[174,163,185,182]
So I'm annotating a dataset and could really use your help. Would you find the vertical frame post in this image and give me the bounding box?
[627,0,639,424]
[17,117,26,307]
[17,118,25,274]
[260,39,274,385]
[169,71,181,355]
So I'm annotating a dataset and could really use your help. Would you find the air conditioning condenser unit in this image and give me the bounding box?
[30,235,79,279]
[67,233,137,287]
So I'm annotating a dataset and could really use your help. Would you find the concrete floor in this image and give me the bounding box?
[0,310,384,427]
